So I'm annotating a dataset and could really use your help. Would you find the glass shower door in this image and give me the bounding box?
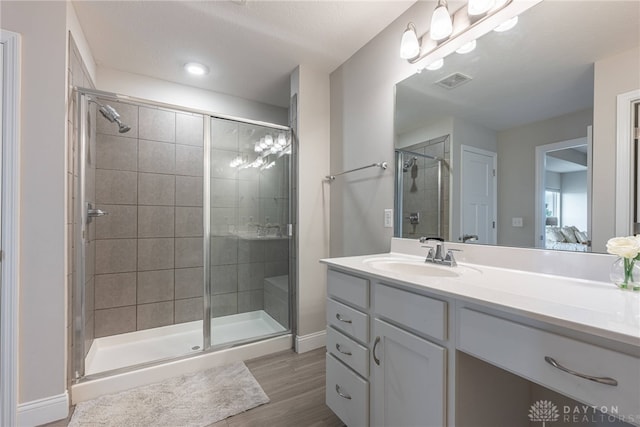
[208,117,291,347]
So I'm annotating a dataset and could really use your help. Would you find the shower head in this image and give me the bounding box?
[98,103,131,133]
[402,157,418,172]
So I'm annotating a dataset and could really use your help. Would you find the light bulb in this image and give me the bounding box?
[494,16,518,32]
[426,58,444,71]
[264,135,273,147]
[277,133,287,146]
[430,0,453,41]
[456,39,477,54]
[400,23,420,59]
[184,62,209,76]
[468,0,494,16]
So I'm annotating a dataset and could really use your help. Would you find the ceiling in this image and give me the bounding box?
[72,0,417,108]
[395,1,640,134]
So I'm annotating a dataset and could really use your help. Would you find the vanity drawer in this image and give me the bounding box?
[327,326,369,378]
[327,269,369,310]
[374,283,447,341]
[458,309,640,420]
[327,298,369,343]
[326,353,369,427]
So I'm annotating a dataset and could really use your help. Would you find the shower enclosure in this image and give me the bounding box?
[73,88,293,379]
[394,142,449,240]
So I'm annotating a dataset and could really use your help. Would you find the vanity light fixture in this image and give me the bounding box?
[425,58,444,71]
[400,23,421,59]
[430,0,454,41]
[468,0,495,16]
[493,15,518,32]
[455,39,477,54]
[184,62,209,76]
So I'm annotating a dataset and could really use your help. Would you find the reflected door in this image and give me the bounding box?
[461,145,496,244]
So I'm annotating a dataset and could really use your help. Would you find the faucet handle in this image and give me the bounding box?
[421,245,436,262]
[444,249,461,267]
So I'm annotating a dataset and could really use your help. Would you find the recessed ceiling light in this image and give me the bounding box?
[184,62,209,76]
[456,40,477,54]
[426,58,444,71]
[493,16,518,32]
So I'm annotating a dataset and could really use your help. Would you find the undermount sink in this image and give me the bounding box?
[364,257,462,278]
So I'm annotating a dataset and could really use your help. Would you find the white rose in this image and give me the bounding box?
[606,236,640,259]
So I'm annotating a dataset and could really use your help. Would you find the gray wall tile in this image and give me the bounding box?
[238,263,264,291]
[238,290,264,313]
[175,237,203,268]
[138,238,174,271]
[96,134,138,171]
[176,113,204,147]
[138,173,175,206]
[96,170,137,205]
[175,267,203,299]
[176,145,203,177]
[176,176,203,207]
[212,264,238,295]
[137,269,174,304]
[138,139,175,174]
[210,149,238,180]
[138,205,175,238]
[175,297,203,323]
[264,240,289,262]
[139,107,175,143]
[95,306,136,338]
[175,207,203,237]
[238,239,265,263]
[264,261,289,278]
[211,118,238,151]
[95,272,137,309]
[210,235,238,265]
[95,204,137,239]
[95,239,137,274]
[137,301,174,330]
[211,178,238,207]
[210,207,238,235]
[211,293,237,318]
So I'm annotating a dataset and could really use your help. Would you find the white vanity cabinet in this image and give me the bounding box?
[325,269,371,427]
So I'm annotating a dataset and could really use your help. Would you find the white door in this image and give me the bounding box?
[460,145,496,244]
[371,319,446,427]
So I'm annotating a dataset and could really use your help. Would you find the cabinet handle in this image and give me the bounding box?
[335,313,352,324]
[335,384,352,400]
[372,336,381,366]
[544,356,618,386]
[336,343,352,356]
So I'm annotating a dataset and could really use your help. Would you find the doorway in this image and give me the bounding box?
[460,145,497,245]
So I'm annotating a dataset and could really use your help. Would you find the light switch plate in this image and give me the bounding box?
[384,209,393,228]
[512,217,523,227]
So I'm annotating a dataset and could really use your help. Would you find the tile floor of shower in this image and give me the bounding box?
[85,310,286,375]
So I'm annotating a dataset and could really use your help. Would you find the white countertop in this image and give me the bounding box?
[321,251,640,348]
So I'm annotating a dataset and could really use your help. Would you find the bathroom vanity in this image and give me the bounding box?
[321,239,640,427]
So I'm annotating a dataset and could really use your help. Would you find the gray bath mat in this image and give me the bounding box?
[69,361,269,426]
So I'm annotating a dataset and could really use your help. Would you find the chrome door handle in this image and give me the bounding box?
[544,356,618,386]
[336,343,352,356]
[372,336,381,366]
[87,209,108,218]
[335,313,352,324]
[335,384,352,400]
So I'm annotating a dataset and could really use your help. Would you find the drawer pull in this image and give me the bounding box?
[373,336,381,366]
[544,356,618,386]
[335,384,352,400]
[336,343,352,356]
[335,313,352,324]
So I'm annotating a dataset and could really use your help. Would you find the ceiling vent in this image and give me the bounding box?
[436,72,472,89]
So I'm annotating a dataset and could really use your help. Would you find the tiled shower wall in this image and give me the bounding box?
[401,135,450,240]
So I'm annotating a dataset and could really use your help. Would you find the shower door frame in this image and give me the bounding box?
[73,87,295,381]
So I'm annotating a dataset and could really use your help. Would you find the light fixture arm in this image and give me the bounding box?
[406,0,513,65]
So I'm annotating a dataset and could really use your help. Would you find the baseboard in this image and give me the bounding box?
[295,330,326,353]
[17,391,69,427]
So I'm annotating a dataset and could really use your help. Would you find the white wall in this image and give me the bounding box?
[496,108,592,248]
[98,67,288,126]
[1,0,68,411]
[291,65,331,344]
[561,170,588,231]
[66,2,96,83]
[593,46,640,251]
[396,116,453,149]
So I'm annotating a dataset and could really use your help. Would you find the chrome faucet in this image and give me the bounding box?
[419,237,459,267]
[461,234,478,243]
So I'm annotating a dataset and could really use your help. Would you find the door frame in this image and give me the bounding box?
[534,136,589,248]
[1,29,21,427]
[459,144,497,244]
[615,89,640,237]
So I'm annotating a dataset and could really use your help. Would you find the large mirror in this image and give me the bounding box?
[394,0,640,253]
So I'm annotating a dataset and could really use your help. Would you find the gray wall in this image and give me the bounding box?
[496,108,592,248]
[561,171,588,231]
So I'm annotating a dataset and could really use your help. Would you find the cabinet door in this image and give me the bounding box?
[371,319,446,427]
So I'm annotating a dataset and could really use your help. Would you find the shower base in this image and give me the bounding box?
[85,310,286,376]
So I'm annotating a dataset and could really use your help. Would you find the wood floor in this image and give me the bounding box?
[44,347,345,427]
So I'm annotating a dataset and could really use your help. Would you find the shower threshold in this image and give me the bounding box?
[85,310,286,375]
